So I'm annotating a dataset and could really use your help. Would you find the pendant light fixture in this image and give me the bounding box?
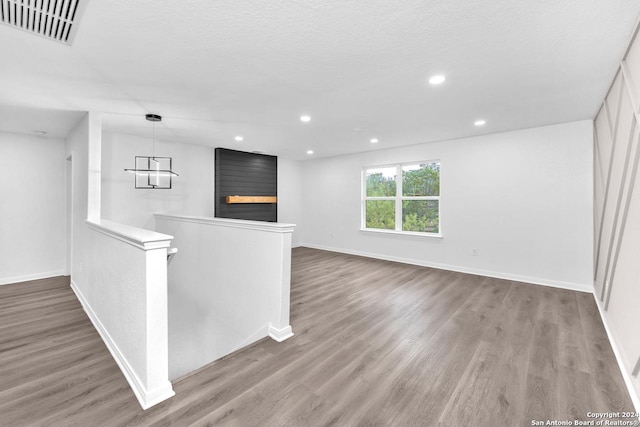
[124,114,178,189]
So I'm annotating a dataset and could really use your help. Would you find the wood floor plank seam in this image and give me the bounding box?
[0,248,636,426]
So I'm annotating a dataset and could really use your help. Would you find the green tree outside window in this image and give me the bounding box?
[363,162,440,234]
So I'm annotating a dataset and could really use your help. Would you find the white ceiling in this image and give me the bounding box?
[1,0,639,159]
[0,105,84,139]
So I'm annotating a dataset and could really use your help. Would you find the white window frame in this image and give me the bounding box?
[361,160,442,238]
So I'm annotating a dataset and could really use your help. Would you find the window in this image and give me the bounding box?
[362,161,440,235]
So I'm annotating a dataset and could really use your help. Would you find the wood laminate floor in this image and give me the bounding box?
[0,248,636,426]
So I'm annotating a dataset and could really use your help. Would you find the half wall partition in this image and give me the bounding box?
[155,213,295,380]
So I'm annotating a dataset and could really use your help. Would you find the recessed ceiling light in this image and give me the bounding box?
[307,150,314,155]
[300,115,311,123]
[428,75,446,85]
[234,136,243,142]
[370,138,379,144]
[474,120,486,126]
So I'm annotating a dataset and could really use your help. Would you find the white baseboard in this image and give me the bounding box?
[298,244,638,410]
[0,270,66,286]
[268,324,294,342]
[300,243,592,293]
[593,293,640,412]
[70,280,175,410]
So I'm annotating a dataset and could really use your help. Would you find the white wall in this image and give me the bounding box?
[300,120,593,290]
[593,25,640,409]
[156,214,294,380]
[0,132,66,284]
[278,157,303,247]
[66,115,174,409]
[101,133,214,230]
[101,134,301,236]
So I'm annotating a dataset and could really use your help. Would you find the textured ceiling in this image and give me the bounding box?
[1,0,639,159]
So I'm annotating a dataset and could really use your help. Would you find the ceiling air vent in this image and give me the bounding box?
[0,0,87,45]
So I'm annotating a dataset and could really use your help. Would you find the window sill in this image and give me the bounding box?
[359,228,443,239]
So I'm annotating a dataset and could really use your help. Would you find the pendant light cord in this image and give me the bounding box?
[152,120,156,160]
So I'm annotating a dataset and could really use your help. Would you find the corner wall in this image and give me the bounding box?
[278,157,303,247]
[66,115,174,409]
[300,121,593,291]
[155,214,294,380]
[0,132,66,284]
[593,24,640,409]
